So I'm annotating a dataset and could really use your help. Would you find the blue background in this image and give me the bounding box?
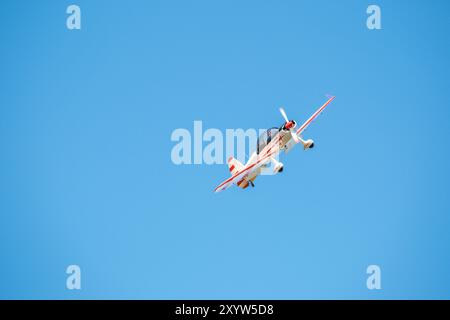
[1,0,449,299]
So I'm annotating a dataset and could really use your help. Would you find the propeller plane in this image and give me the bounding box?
[214,96,335,192]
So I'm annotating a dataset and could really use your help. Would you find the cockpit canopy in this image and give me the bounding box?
[257,127,280,154]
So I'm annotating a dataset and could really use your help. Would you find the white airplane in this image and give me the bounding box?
[214,96,335,192]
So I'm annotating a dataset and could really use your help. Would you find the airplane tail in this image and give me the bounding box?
[227,156,257,189]
[227,157,244,176]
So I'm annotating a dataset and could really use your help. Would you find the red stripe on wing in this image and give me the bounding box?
[296,96,335,135]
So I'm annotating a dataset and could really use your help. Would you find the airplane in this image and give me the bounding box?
[214,95,335,193]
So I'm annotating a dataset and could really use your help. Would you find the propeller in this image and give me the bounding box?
[278,101,321,150]
[279,106,296,130]
[279,107,295,130]
[279,107,289,123]
[279,107,302,145]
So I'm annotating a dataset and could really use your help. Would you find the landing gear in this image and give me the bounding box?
[249,180,255,187]
[270,157,284,174]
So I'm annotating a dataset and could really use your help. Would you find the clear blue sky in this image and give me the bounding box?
[1,0,449,299]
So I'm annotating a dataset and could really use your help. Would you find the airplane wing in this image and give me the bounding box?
[296,96,335,135]
[214,146,281,193]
